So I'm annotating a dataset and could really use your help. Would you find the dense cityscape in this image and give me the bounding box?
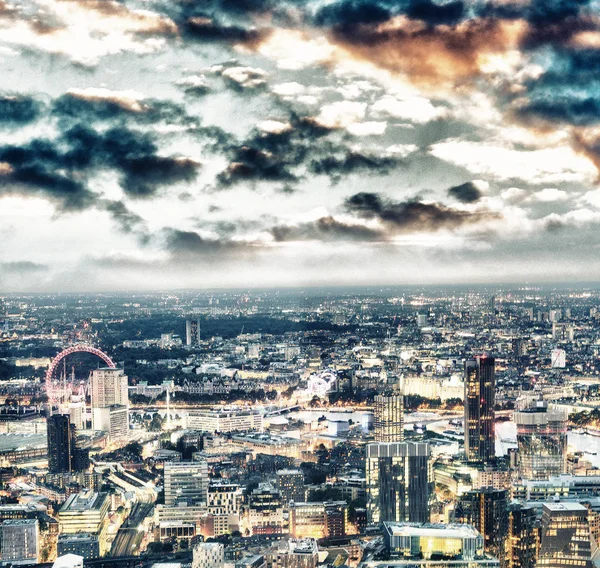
[0,286,599,568]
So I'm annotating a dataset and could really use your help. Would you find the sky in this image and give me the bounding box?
[1,0,600,291]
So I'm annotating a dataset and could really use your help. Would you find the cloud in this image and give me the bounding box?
[324,16,525,86]
[371,95,446,123]
[528,187,570,202]
[447,181,483,203]
[220,66,268,91]
[313,101,367,129]
[102,200,147,234]
[347,121,387,136]
[430,139,597,184]
[0,0,177,65]
[0,122,201,209]
[52,90,190,126]
[270,216,385,242]
[309,149,402,182]
[0,139,95,210]
[164,228,256,258]
[185,16,268,47]
[0,261,48,273]
[65,88,145,112]
[176,75,210,96]
[344,191,495,232]
[0,94,43,125]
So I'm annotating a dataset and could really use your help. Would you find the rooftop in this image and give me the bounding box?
[384,522,482,539]
[543,502,587,512]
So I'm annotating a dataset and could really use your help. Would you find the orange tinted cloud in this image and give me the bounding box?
[326,16,527,87]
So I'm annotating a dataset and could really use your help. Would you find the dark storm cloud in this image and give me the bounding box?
[345,191,493,232]
[0,139,95,210]
[102,200,146,234]
[0,123,200,209]
[215,119,312,187]
[52,92,190,126]
[0,261,48,273]
[0,94,44,125]
[447,181,482,203]
[165,228,255,257]
[217,145,299,187]
[314,0,464,27]
[185,16,268,46]
[309,150,402,183]
[270,216,385,242]
[513,47,600,128]
[517,95,600,126]
[216,111,405,188]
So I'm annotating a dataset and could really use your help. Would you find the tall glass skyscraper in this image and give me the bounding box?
[47,414,74,474]
[514,397,567,480]
[366,441,431,526]
[374,391,404,442]
[464,356,495,463]
[455,487,508,567]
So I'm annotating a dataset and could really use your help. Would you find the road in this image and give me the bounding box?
[110,501,154,557]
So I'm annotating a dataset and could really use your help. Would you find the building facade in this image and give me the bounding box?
[164,461,209,506]
[47,414,74,474]
[186,319,201,347]
[374,392,404,443]
[464,357,495,463]
[276,469,305,503]
[454,488,508,567]
[366,442,431,525]
[538,503,593,568]
[514,398,568,480]
[192,542,224,568]
[0,519,39,565]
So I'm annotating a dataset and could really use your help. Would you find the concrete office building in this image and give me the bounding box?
[164,461,209,506]
[92,404,128,442]
[289,501,347,539]
[58,491,110,556]
[248,484,285,536]
[464,357,495,463]
[366,442,431,525]
[0,519,39,565]
[374,391,404,443]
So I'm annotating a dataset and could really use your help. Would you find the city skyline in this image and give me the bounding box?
[1,1,600,291]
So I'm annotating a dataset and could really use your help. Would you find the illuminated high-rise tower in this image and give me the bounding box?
[47,414,74,473]
[464,356,495,463]
[374,391,404,442]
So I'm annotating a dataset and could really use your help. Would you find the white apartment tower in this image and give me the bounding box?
[90,368,128,431]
